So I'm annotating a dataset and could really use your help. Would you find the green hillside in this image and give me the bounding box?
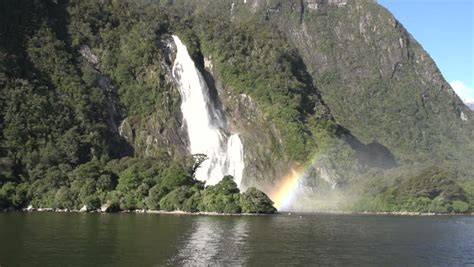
[0,0,472,213]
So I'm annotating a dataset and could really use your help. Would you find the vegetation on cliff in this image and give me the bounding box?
[0,0,472,213]
[0,0,277,213]
[350,165,473,213]
[0,154,276,213]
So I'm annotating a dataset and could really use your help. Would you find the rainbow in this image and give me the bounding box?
[269,154,320,211]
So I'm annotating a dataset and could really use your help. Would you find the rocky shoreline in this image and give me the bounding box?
[0,205,272,216]
[1,206,473,216]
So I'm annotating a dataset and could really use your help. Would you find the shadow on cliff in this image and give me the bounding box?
[193,50,230,130]
[336,127,398,169]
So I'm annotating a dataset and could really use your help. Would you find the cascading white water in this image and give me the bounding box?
[171,35,245,187]
[226,134,244,186]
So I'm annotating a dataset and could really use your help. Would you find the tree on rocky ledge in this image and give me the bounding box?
[240,187,277,214]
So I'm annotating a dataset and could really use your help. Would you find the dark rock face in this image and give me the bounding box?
[343,133,397,170]
[101,202,120,213]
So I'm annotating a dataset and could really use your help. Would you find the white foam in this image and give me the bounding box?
[172,35,245,187]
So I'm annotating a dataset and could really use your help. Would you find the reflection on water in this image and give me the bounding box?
[0,213,473,266]
[169,217,249,266]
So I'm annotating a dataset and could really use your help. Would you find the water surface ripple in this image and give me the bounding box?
[0,212,472,266]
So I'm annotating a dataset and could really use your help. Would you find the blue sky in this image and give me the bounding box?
[378,0,474,103]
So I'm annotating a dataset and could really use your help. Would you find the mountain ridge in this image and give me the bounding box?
[467,101,474,111]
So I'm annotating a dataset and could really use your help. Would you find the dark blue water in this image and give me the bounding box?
[0,212,472,266]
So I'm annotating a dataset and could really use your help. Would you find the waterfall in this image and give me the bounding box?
[171,35,245,187]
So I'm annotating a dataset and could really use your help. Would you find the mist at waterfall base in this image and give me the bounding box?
[171,35,344,211]
[171,35,244,187]
[269,152,346,212]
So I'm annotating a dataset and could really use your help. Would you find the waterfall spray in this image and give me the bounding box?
[171,35,245,187]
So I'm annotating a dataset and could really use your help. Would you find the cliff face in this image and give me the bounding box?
[79,0,473,188]
[200,59,293,191]
[1,0,473,211]
[220,0,474,161]
[272,0,473,160]
[145,0,472,194]
[76,29,299,191]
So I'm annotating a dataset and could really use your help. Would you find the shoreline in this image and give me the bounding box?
[284,210,474,216]
[1,208,473,216]
[0,207,273,216]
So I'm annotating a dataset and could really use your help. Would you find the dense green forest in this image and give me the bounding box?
[0,0,472,214]
[0,0,276,213]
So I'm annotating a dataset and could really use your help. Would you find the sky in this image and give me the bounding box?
[378,0,474,103]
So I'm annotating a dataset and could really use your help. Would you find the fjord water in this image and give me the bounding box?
[171,35,244,186]
[0,213,473,266]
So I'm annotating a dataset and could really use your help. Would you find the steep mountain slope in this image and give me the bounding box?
[468,102,474,111]
[179,0,474,210]
[0,0,472,212]
[267,0,473,162]
[189,0,474,164]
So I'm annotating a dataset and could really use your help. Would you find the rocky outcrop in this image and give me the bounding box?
[79,205,88,212]
[306,0,347,11]
[79,45,99,66]
[24,205,35,212]
[101,202,120,213]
